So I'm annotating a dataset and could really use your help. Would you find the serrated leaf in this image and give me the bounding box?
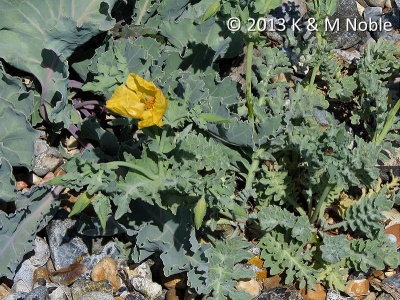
[92,192,112,230]
[0,0,117,126]
[200,237,254,300]
[260,232,317,290]
[119,202,209,277]
[68,192,92,218]
[320,234,350,264]
[83,37,163,99]
[343,187,393,239]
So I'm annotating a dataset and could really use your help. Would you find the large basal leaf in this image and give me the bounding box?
[0,62,34,119]
[0,186,59,279]
[0,158,16,202]
[0,0,117,127]
[0,107,39,168]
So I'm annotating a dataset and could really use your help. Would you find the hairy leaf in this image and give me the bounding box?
[200,237,254,300]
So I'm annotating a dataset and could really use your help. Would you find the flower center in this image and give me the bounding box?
[143,94,155,110]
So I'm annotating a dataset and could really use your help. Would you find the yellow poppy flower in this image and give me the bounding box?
[106,73,167,129]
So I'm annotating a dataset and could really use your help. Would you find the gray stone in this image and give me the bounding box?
[364,0,386,7]
[80,241,119,278]
[326,0,368,49]
[46,210,89,270]
[25,286,49,300]
[257,286,303,300]
[365,7,399,39]
[47,283,72,300]
[326,290,356,300]
[131,277,162,300]
[12,259,36,292]
[383,8,400,30]
[129,262,153,280]
[332,49,361,68]
[2,292,27,300]
[383,273,400,288]
[71,280,113,300]
[77,291,114,300]
[30,236,50,267]
[33,139,63,177]
[125,294,148,300]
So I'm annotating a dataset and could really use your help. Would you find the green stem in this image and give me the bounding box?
[245,149,265,190]
[373,100,400,146]
[158,129,167,178]
[323,221,345,231]
[246,41,254,123]
[310,183,334,223]
[309,60,321,88]
[106,161,156,181]
[287,197,307,217]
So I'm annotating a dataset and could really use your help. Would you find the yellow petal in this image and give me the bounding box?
[106,73,168,129]
[126,73,158,98]
[106,84,145,119]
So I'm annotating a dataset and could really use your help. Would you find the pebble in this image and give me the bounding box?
[165,288,184,300]
[382,273,400,288]
[326,0,368,49]
[131,276,163,300]
[257,286,303,300]
[24,286,48,300]
[49,263,86,285]
[30,236,50,267]
[236,278,261,298]
[0,284,11,298]
[12,259,36,292]
[2,292,27,300]
[33,267,50,284]
[345,279,369,298]
[48,284,72,300]
[46,210,89,270]
[91,257,121,292]
[77,291,115,300]
[80,241,119,279]
[364,0,386,7]
[33,139,63,177]
[125,294,148,300]
[332,49,361,68]
[160,272,187,290]
[71,280,113,300]
[126,262,153,281]
[300,284,326,300]
[326,290,352,300]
